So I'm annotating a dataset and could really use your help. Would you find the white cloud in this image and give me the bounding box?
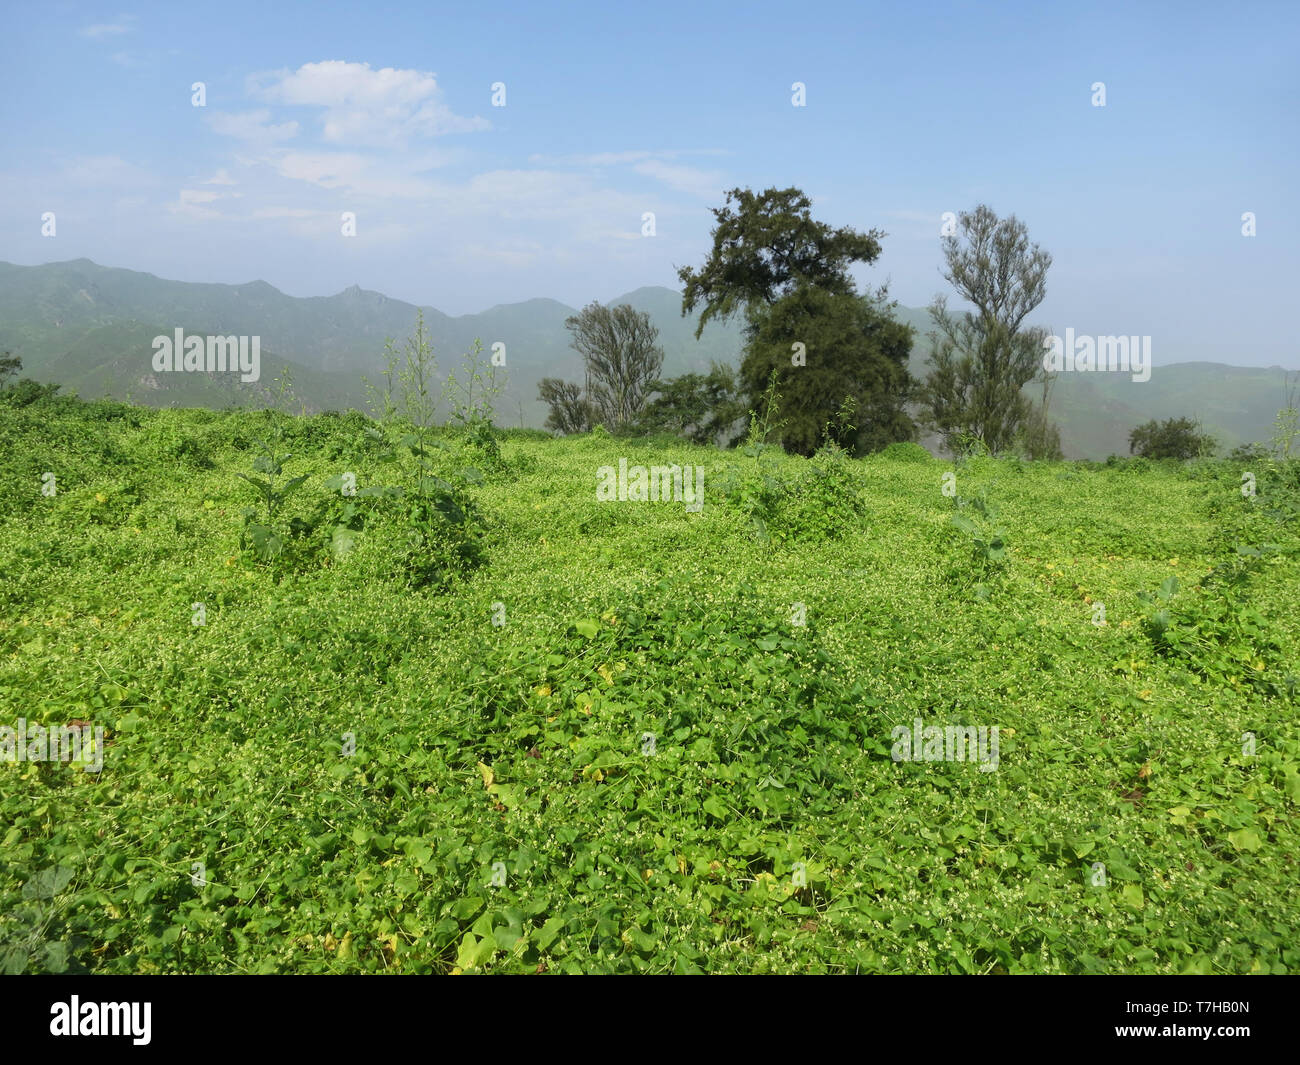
[202,169,238,186]
[250,206,324,219]
[179,189,223,205]
[459,239,545,268]
[168,187,236,219]
[528,149,728,167]
[80,15,136,38]
[271,151,441,198]
[207,110,299,144]
[632,160,724,199]
[248,60,489,147]
[58,154,158,189]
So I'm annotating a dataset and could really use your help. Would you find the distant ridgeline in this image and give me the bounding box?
[0,258,1288,459]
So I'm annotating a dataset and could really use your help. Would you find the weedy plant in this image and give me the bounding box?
[354,313,489,588]
[237,372,309,563]
[729,372,791,543]
[950,490,1009,568]
[444,337,506,470]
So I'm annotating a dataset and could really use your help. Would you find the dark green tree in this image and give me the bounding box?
[917,205,1055,455]
[678,186,912,454]
[632,362,746,445]
[742,285,915,456]
[678,186,884,338]
[1129,417,1217,459]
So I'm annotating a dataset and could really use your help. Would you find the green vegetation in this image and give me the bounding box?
[1130,417,1218,460]
[2,259,1295,460]
[678,186,915,457]
[918,204,1054,456]
[545,302,665,432]
[2,387,1298,974]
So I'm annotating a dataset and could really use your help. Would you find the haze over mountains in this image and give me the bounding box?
[0,258,1287,459]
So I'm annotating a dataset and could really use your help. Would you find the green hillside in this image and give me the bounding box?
[0,259,1291,457]
[2,394,1298,973]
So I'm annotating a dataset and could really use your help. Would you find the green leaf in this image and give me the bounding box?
[23,866,73,900]
[331,525,360,560]
[42,941,70,973]
[573,618,600,639]
[535,916,565,951]
[246,524,284,560]
[1227,827,1263,852]
[419,475,454,496]
[278,474,309,499]
[1121,884,1144,909]
[1283,772,1300,803]
[236,473,272,494]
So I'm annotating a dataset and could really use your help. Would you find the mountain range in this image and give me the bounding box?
[0,258,1287,459]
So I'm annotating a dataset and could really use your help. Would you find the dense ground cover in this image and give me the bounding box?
[2,398,1298,974]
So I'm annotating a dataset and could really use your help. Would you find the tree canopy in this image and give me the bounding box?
[917,205,1054,455]
[677,187,884,339]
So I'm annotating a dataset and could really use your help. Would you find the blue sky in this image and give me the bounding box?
[1,0,1297,367]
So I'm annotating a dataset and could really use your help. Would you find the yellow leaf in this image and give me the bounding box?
[339,932,354,959]
[534,684,552,697]
[477,761,494,789]
[323,933,337,951]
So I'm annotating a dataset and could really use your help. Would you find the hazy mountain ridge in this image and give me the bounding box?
[0,259,1288,456]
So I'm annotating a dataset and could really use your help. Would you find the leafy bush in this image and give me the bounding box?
[876,441,932,462]
[1130,416,1217,460]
